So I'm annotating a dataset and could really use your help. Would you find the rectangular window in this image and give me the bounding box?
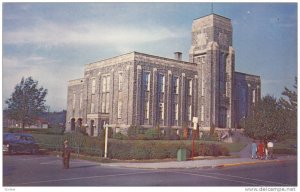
[73,93,76,109]
[188,79,193,96]
[145,101,149,119]
[91,79,96,94]
[188,105,192,121]
[158,74,165,93]
[101,99,105,113]
[117,101,122,119]
[91,102,94,113]
[201,67,204,96]
[252,89,256,103]
[201,56,206,64]
[101,74,110,113]
[105,94,110,113]
[175,103,179,121]
[118,73,123,91]
[79,92,83,109]
[201,105,204,121]
[173,77,179,94]
[159,103,164,120]
[106,76,110,92]
[143,72,150,91]
[102,77,107,92]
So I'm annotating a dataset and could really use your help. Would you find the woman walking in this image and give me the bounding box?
[258,140,264,160]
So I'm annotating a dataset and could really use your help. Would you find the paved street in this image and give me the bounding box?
[3,154,297,186]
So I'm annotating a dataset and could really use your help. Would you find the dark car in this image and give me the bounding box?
[3,133,39,154]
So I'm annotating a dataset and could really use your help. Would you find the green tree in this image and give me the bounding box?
[5,77,48,130]
[244,95,287,140]
[279,77,297,136]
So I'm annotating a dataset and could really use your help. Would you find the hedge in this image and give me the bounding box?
[108,140,229,160]
[31,133,230,160]
[273,148,297,155]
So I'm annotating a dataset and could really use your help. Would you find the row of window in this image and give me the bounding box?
[89,71,194,99]
[72,93,83,110]
[142,71,195,124]
[72,95,205,123]
[143,72,193,96]
[144,101,206,123]
[90,72,124,95]
[72,71,205,122]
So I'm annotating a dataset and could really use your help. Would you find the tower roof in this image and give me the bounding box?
[193,13,231,21]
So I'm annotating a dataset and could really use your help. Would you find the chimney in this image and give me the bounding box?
[174,52,182,61]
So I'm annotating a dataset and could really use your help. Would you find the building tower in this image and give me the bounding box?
[189,14,235,128]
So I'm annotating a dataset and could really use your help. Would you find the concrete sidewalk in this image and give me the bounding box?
[102,155,297,169]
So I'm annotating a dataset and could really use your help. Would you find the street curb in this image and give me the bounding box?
[101,158,296,170]
[215,159,287,168]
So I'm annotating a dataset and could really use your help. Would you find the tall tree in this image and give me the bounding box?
[244,95,287,140]
[5,77,48,130]
[279,77,297,136]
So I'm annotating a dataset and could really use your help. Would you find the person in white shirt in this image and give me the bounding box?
[267,141,274,159]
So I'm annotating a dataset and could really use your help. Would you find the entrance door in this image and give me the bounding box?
[71,118,75,131]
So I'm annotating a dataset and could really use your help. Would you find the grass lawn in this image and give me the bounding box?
[273,138,297,155]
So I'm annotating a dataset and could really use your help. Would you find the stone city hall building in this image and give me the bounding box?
[66,14,261,136]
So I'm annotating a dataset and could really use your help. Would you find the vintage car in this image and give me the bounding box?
[3,133,39,154]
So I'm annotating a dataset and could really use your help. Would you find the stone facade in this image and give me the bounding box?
[66,14,261,136]
[234,72,261,126]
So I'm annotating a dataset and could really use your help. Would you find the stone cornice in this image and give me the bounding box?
[84,51,198,72]
[68,78,84,86]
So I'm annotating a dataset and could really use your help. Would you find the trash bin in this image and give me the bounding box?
[177,148,187,161]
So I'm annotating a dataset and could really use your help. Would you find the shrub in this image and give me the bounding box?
[200,132,219,141]
[198,143,229,156]
[144,129,159,140]
[273,148,297,155]
[108,140,187,160]
[135,134,146,140]
[127,125,139,139]
[114,132,128,140]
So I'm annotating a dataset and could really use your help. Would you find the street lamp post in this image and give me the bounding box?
[192,117,198,160]
[104,123,109,158]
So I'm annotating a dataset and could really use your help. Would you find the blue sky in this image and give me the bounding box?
[2,2,298,111]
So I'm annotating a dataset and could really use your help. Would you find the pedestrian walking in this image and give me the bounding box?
[267,140,274,159]
[251,140,257,159]
[264,140,269,160]
[62,140,71,169]
[258,140,264,160]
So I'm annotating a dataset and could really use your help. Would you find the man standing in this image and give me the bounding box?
[267,140,274,159]
[62,140,71,169]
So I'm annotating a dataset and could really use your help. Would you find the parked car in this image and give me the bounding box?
[3,133,39,154]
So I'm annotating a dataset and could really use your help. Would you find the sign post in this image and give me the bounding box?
[192,117,198,160]
[104,124,109,158]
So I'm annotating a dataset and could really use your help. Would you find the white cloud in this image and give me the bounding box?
[3,56,83,111]
[3,21,187,48]
[2,19,189,111]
